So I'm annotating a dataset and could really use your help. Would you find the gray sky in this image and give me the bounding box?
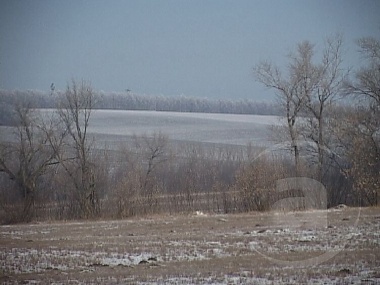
[0,0,379,101]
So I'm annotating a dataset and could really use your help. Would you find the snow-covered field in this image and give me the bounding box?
[1,207,379,284]
[0,110,281,153]
[87,110,281,147]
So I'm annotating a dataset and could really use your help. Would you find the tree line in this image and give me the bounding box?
[0,35,378,223]
[0,89,281,127]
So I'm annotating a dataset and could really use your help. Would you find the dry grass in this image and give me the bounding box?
[1,207,379,284]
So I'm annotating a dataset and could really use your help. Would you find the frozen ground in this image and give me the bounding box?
[1,207,379,284]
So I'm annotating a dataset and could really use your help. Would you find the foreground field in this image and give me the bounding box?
[1,207,379,284]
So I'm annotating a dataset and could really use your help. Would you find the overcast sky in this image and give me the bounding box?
[0,0,379,101]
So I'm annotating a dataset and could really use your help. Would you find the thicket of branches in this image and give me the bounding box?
[0,36,379,223]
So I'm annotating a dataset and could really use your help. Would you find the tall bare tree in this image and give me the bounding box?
[55,80,99,218]
[254,41,319,173]
[0,103,62,222]
[255,36,348,180]
[302,35,347,180]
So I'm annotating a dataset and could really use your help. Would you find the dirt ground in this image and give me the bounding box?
[1,206,379,284]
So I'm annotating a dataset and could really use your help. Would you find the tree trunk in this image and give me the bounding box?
[288,118,300,176]
[21,185,35,222]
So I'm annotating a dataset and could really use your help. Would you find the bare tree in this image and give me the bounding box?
[134,132,169,214]
[254,41,319,174]
[349,109,379,205]
[343,36,380,205]
[255,35,348,179]
[55,80,99,218]
[0,103,62,222]
[302,35,348,180]
[111,133,169,217]
[345,37,380,108]
[135,133,169,193]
